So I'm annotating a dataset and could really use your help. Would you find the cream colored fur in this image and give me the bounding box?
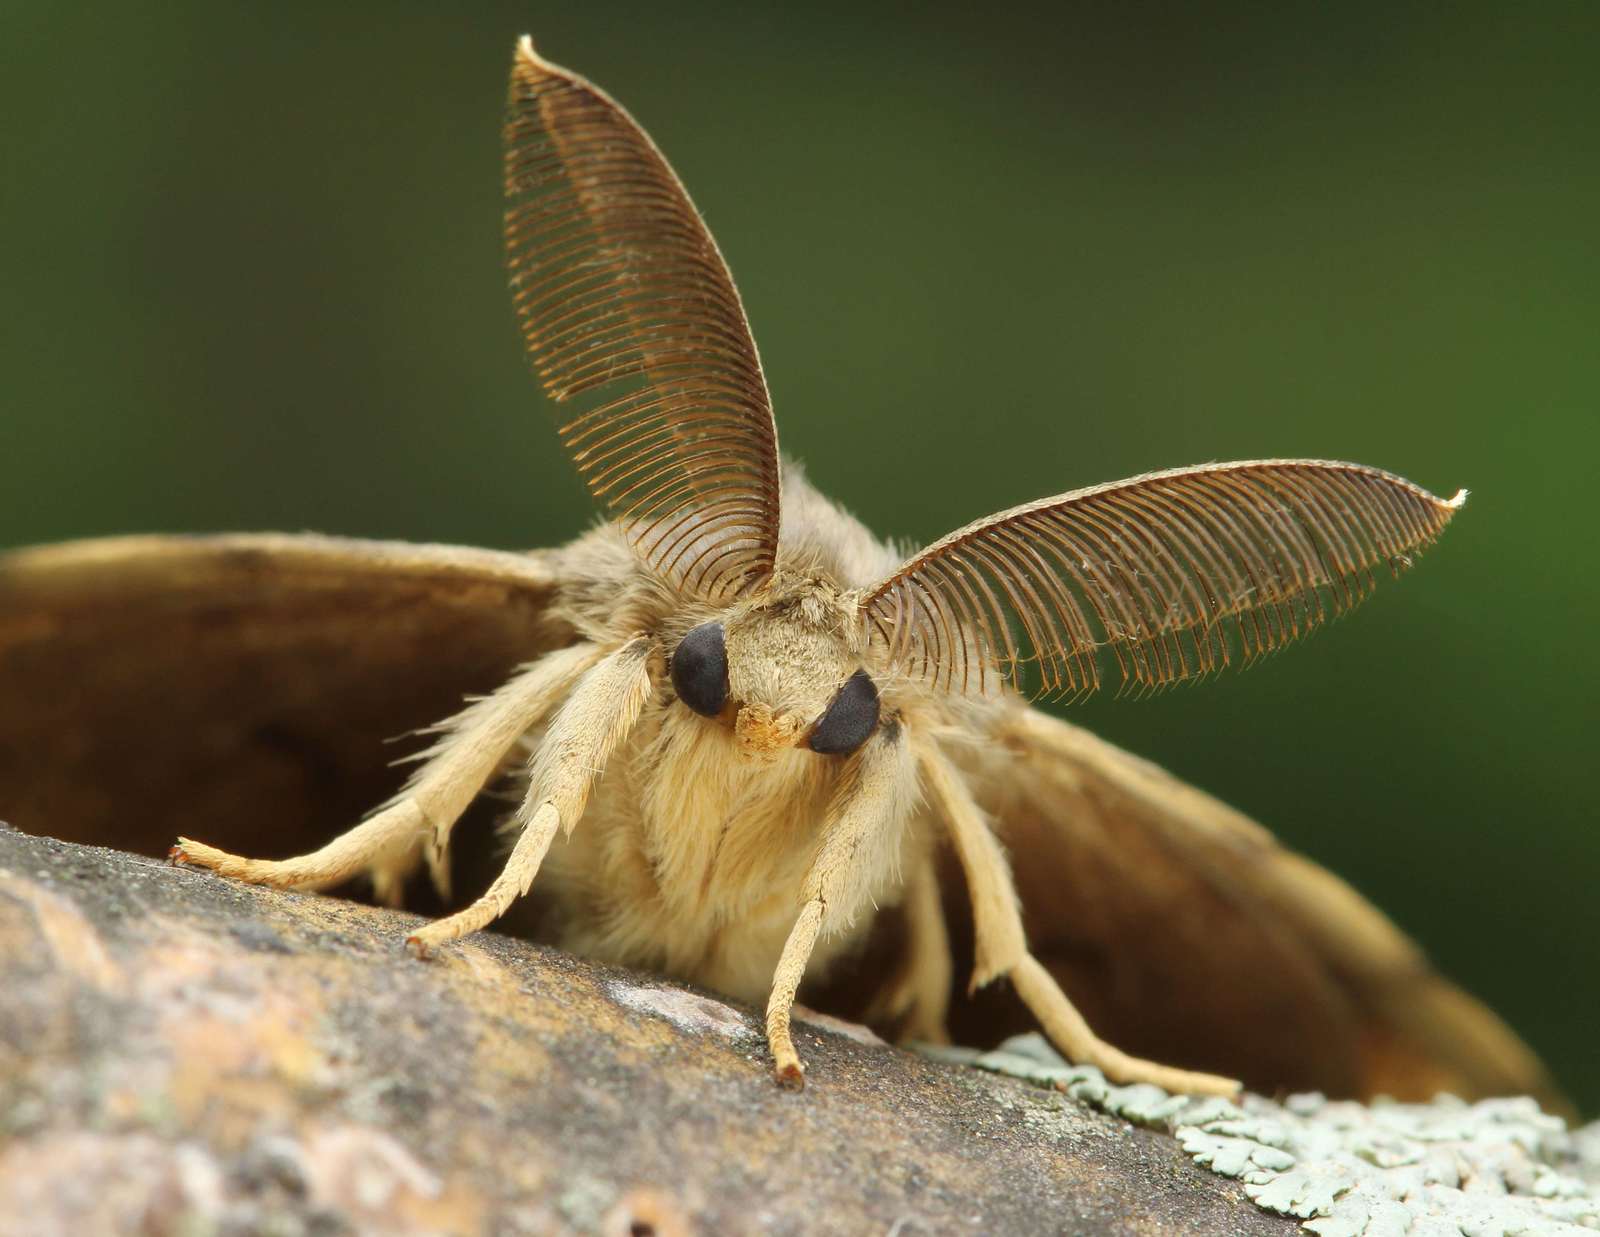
[174,463,1238,1095]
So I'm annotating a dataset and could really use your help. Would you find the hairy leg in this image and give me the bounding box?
[399,643,604,898]
[171,643,602,904]
[917,739,1240,1097]
[859,841,953,1044]
[767,719,915,1085]
[407,636,655,955]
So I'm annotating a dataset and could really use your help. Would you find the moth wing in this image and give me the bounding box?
[946,705,1564,1109]
[0,534,565,866]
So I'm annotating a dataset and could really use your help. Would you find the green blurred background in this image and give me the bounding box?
[4,5,1596,1109]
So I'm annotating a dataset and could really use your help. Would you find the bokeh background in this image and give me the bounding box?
[4,5,1596,1110]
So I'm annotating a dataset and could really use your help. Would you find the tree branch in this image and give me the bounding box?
[0,825,1294,1236]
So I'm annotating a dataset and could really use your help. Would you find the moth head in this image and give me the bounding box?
[667,576,880,762]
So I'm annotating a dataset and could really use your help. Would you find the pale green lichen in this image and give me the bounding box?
[922,1034,1600,1235]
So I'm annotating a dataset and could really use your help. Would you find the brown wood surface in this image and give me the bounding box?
[0,826,1298,1237]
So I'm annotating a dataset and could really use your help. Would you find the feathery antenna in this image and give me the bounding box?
[505,38,782,599]
[862,460,1464,700]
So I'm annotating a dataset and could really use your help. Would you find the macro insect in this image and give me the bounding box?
[0,37,1558,1104]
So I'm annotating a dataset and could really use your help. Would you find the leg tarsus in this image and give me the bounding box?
[165,647,607,906]
[864,848,952,1044]
[404,643,604,883]
[1011,953,1240,1097]
[169,799,427,894]
[766,900,823,1085]
[764,726,912,1085]
[405,639,655,957]
[774,1059,805,1089]
[920,736,1239,1098]
[405,800,562,956]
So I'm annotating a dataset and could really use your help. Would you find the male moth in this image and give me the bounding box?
[0,37,1559,1104]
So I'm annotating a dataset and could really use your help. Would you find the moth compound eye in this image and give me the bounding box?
[809,670,880,755]
[670,622,729,718]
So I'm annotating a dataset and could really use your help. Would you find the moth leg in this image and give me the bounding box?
[172,803,427,905]
[767,720,914,1086]
[171,643,603,904]
[860,843,952,1044]
[1006,955,1248,1097]
[918,739,1241,1098]
[397,642,604,899]
[406,636,655,956]
[768,905,821,1087]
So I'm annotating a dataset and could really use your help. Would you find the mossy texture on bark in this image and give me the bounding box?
[935,1038,1600,1235]
[0,826,1294,1236]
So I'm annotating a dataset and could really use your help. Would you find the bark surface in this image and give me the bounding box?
[0,825,1296,1236]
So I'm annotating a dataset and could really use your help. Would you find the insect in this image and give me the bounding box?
[0,37,1559,1104]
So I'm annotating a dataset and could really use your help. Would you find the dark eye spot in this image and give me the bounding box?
[809,670,880,755]
[670,622,728,718]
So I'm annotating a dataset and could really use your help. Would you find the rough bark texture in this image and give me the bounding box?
[0,825,1297,1237]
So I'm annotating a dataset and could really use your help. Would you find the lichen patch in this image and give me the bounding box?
[927,1034,1600,1235]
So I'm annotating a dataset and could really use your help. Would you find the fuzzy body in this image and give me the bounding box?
[529,463,987,1003]
[116,37,1552,1105]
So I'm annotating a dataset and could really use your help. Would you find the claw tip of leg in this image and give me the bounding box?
[404,934,431,960]
[774,1062,806,1090]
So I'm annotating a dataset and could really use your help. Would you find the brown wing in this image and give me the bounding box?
[0,534,566,867]
[946,705,1566,1111]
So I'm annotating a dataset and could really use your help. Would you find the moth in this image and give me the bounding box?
[0,37,1560,1105]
